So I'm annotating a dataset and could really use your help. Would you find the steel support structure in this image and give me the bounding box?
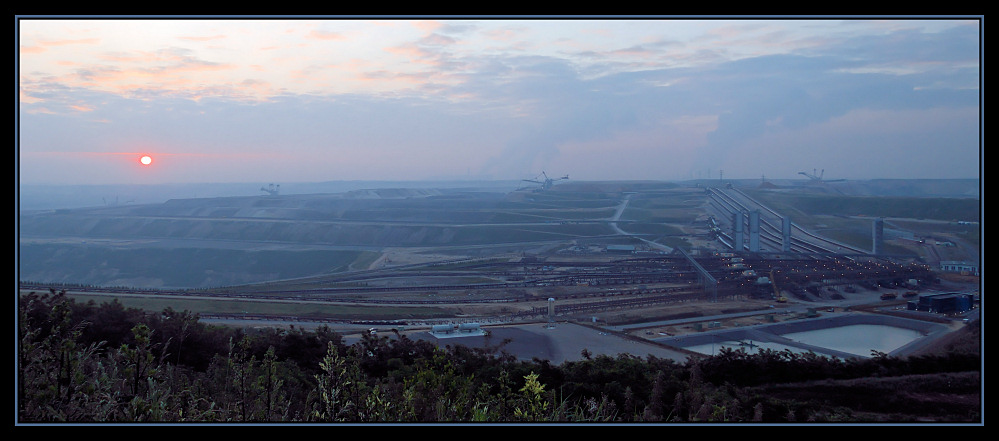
[673,247,718,301]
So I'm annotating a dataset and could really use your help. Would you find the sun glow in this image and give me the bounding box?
[139,155,152,165]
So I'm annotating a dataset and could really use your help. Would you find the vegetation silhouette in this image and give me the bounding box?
[17,290,980,423]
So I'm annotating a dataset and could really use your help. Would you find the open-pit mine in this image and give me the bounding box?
[19,178,980,361]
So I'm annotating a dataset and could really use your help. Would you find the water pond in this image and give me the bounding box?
[683,323,927,358]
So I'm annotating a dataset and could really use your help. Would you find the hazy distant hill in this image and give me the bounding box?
[709,178,980,199]
[805,179,980,198]
[18,180,524,211]
[18,178,979,212]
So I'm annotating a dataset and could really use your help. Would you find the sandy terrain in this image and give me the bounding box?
[394,321,696,364]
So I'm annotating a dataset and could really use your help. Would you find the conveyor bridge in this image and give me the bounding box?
[672,247,718,301]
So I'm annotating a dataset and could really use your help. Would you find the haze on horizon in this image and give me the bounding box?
[17,17,982,186]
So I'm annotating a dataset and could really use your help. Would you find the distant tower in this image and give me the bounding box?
[872,218,884,255]
[546,298,556,328]
[732,211,745,251]
[781,216,792,252]
[749,210,761,252]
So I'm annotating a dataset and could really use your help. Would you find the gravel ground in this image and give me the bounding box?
[400,321,695,364]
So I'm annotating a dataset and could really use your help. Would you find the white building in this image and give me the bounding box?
[939,261,979,276]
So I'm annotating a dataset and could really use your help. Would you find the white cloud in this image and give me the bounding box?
[17,18,981,184]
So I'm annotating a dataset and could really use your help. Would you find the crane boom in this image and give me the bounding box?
[522,171,568,191]
[798,168,845,183]
[260,183,280,196]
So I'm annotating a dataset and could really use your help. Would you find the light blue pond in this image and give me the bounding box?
[781,324,925,357]
[686,340,807,356]
[673,314,939,359]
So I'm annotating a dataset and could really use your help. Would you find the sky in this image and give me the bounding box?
[17,17,982,186]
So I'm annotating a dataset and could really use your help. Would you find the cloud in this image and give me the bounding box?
[306,29,348,41]
[17,18,981,184]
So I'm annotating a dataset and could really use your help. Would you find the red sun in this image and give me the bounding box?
[139,155,153,165]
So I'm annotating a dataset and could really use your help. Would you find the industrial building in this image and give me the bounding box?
[939,261,979,276]
[606,245,637,253]
[430,322,486,338]
[907,292,976,314]
[872,217,884,255]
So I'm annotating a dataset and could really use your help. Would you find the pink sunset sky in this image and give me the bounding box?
[17,17,981,185]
